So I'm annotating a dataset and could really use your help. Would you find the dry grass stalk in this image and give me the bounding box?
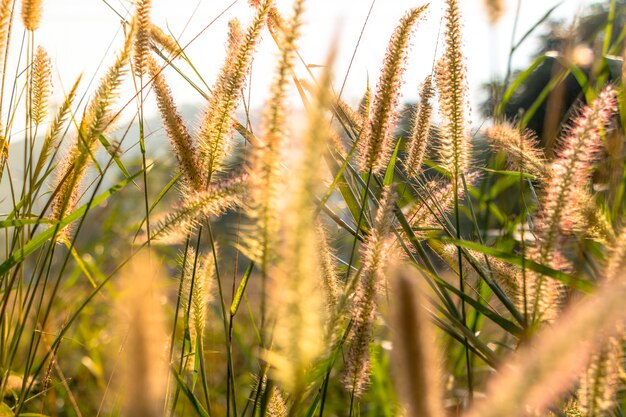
[436,0,471,179]
[21,0,41,31]
[343,186,396,397]
[405,75,434,177]
[357,6,428,174]
[390,264,445,417]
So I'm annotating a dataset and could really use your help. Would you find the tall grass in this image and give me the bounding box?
[0,0,625,416]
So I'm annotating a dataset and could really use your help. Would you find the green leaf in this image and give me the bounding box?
[170,366,211,417]
[383,138,401,186]
[230,261,254,316]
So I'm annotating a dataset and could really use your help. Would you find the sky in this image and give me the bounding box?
[8,0,597,120]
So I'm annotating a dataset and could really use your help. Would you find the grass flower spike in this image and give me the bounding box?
[31,46,51,126]
[436,0,471,178]
[343,186,397,397]
[404,75,433,177]
[358,5,428,174]
[147,56,204,190]
[198,0,272,180]
[21,0,42,31]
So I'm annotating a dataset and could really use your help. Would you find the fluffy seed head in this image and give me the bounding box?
[358,6,428,174]
[578,337,622,416]
[180,247,215,349]
[147,57,204,190]
[21,0,42,31]
[152,173,247,241]
[343,186,397,397]
[199,1,272,180]
[148,24,183,57]
[485,123,545,178]
[466,273,626,417]
[31,46,52,125]
[404,75,434,177]
[391,264,445,417]
[50,29,133,237]
[116,251,168,417]
[482,0,505,24]
[436,0,471,178]
[132,0,152,76]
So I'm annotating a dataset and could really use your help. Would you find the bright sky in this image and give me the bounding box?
[10,0,595,119]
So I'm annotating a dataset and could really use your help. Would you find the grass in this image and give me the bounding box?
[1,0,626,416]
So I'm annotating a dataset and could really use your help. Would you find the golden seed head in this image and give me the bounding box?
[482,0,505,24]
[22,0,43,31]
[358,6,428,174]
[436,0,471,178]
[32,46,52,125]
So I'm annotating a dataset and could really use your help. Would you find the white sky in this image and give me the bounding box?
[8,0,595,121]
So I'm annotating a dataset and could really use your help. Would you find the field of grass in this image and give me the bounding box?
[1,0,626,416]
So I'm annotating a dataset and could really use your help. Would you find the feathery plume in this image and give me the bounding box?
[180,247,215,350]
[606,225,626,280]
[404,75,434,177]
[523,86,617,323]
[334,96,365,136]
[266,43,334,398]
[343,186,397,397]
[0,0,11,69]
[436,0,471,178]
[482,0,505,25]
[357,6,428,174]
[574,224,626,417]
[33,74,81,182]
[390,264,445,417]
[464,271,626,417]
[199,0,272,180]
[49,24,134,233]
[248,0,303,272]
[578,338,621,416]
[485,123,546,178]
[132,0,152,76]
[152,173,247,240]
[316,222,341,309]
[147,56,204,190]
[31,45,52,126]
[117,251,168,417]
[149,23,183,57]
[21,0,42,31]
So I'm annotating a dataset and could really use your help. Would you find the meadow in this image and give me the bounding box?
[1,0,626,416]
